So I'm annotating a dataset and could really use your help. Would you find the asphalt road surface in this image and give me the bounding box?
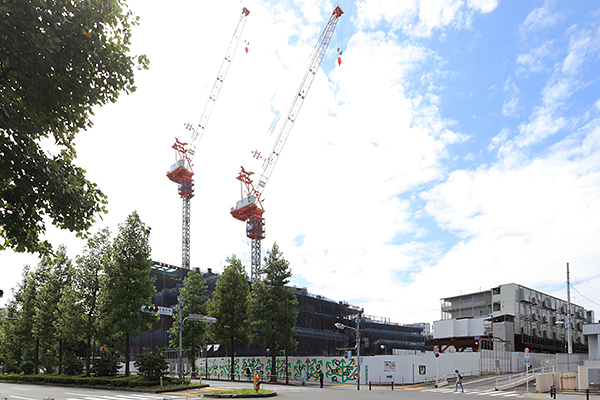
[0,378,590,400]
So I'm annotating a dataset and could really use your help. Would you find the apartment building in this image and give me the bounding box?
[434,283,592,354]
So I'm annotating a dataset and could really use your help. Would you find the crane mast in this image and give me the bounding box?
[168,7,250,270]
[231,6,343,282]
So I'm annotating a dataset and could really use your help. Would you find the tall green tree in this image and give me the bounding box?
[168,270,209,376]
[98,211,156,376]
[208,256,250,380]
[0,267,37,370]
[0,0,148,255]
[249,243,298,382]
[74,228,111,376]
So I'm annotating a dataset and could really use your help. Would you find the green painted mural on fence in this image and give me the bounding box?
[198,357,357,383]
[293,358,323,381]
[325,358,357,383]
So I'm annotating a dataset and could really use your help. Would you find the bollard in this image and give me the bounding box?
[586,388,589,400]
[379,377,381,385]
[402,377,404,385]
[369,380,372,391]
[392,378,394,390]
[514,382,516,391]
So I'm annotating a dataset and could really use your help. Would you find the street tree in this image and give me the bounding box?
[98,212,156,376]
[249,243,298,382]
[208,256,250,380]
[74,228,111,375]
[32,246,72,373]
[168,270,209,376]
[0,267,37,371]
[0,0,148,255]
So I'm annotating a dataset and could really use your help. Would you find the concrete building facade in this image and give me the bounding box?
[433,283,592,354]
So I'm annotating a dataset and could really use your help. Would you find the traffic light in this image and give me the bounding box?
[141,305,159,313]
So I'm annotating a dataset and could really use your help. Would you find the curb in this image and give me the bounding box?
[203,392,277,398]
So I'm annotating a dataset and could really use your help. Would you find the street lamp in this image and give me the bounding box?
[178,303,217,379]
[335,318,361,391]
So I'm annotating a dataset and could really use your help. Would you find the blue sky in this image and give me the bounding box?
[2,0,600,327]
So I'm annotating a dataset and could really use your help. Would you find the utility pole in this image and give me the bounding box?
[567,262,572,354]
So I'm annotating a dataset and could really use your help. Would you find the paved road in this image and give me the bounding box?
[1,380,594,400]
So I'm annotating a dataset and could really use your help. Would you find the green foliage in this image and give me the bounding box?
[134,347,168,380]
[20,360,35,375]
[209,255,250,379]
[168,271,209,372]
[62,352,84,376]
[75,228,111,375]
[92,348,120,377]
[0,0,149,254]
[249,243,299,350]
[97,212,157,375]
[249,243,299,381]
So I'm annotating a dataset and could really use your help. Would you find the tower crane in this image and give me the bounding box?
[168,7,250,270]
[231,6,343,282]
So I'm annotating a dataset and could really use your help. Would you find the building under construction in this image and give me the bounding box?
[130,262,432,359]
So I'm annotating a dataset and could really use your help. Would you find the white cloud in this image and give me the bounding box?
[421,119,600,297]
[516,40,554,76]
[514,27,600,148]
[356,0,499,38]
[502,78,520,118]
[520,0,562,34]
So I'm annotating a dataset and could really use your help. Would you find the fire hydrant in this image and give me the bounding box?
[253,373,261,393]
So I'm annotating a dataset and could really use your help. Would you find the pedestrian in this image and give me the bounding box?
[301,367,307,386]
[455,370,463,392]
[246,367,251,381]
[319,369,324,388]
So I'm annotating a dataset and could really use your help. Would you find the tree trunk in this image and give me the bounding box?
[125,332,130,376]
[230,335,235,381]
[271,333,277,382]
[85,335,91,376]
[58,339,63,374]
[35,338,39,374]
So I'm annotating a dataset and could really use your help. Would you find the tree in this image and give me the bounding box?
[0,0,148,254]
[97,211,156,376]
[168,270,209,376]
[32,246,72,373]
[249,243,298,382]
[208,256,250,380]
[74,228,111,376]
[0,267,36,371]
[134,347,168,380]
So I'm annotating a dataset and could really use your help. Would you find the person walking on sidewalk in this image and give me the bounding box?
[301,367,307,386]
[455,370,464,392]
[319,370,324,388]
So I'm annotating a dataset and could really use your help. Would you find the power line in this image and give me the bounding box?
[571,285,600,307]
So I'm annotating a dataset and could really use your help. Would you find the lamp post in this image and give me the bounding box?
[335,315,362,391]
[178,308,217,380]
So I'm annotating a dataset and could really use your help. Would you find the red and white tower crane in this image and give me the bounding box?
[231,6,343,282]
[168,7,250,270]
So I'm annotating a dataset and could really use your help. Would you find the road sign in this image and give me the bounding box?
[141,305,173,316]
[435,353,440,358]
[434,347,440,354]
[188,314,217,323]
[524,347,529,353]
[525,359,530,364]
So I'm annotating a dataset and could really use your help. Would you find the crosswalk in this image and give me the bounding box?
[421,388,525,398]
[64,392,174,400]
